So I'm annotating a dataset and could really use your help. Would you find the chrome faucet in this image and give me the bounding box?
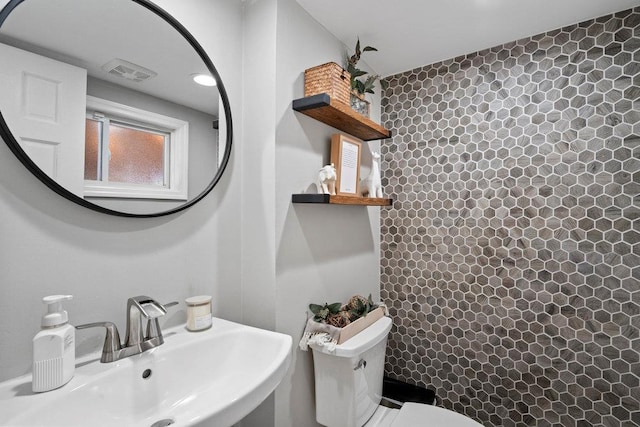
[124,296,169,347]
[77,296,178,363]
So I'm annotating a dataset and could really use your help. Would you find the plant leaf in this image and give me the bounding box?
[351,69,368,78]
[309,303,323,314]
[328,302,342,313]
[362,46,378,52]
[362,77,375,94]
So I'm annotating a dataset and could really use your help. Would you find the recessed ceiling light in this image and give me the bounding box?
[192,74,216,87]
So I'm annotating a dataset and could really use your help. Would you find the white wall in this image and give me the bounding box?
[0,0,243,381]
[239,1,383,426]
[272,1,382,426]
[240,0,277,333]
[236,1,278,425]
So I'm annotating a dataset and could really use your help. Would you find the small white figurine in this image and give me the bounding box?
[360,152,383,198]
[316,163,337,195]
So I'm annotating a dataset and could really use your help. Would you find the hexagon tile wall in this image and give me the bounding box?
[380,7,639,427]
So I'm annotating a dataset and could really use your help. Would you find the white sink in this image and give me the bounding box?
[0,318,292,427]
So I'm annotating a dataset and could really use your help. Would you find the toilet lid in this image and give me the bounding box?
[391,403,484,426]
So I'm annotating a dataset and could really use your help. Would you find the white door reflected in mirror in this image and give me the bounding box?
[0,42,87,197]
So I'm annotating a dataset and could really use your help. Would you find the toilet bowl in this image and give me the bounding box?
[310,316,483,427]
[365,402,483,426]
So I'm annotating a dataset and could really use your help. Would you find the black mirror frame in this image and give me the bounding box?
[0,0,233,218]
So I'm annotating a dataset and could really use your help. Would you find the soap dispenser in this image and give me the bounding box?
[32,295,75,392]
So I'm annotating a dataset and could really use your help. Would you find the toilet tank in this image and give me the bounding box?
[310,316,393,427]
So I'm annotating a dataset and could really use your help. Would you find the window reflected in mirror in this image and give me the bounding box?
[83,96,189,201]
[84,117,167,187]
[84,118,100,181]
[109,123,166,186]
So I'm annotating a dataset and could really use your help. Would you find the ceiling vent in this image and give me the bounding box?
[101,59,157,83]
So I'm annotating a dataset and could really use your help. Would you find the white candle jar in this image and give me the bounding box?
[185,295,212,331]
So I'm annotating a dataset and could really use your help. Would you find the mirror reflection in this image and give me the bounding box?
[0,0,231,216]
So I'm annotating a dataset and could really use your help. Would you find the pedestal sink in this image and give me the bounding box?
[0,318,292,427]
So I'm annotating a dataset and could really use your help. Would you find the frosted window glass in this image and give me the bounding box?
[84,118,100,180]
[108,123,165,186]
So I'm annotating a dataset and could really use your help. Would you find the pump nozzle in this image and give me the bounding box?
[41,295,73,328]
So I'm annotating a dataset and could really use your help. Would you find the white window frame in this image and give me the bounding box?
[84,95,189,200]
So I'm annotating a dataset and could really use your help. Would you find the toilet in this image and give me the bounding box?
[309,316,483,427]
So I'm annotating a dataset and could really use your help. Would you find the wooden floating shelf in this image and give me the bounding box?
[292,194,392,206]
[292,93,391,141]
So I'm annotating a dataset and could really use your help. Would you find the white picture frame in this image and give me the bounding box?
[330,134,361,196]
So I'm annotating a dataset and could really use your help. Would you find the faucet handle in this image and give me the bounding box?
[125,296,169,348]
[145,301,179,342]
[76,322,122,362]
[135,296,167,319]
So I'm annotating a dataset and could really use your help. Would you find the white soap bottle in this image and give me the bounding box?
[32,295,75,392]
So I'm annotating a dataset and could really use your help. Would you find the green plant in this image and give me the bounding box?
[346,38,388,97]
[347,294,379,321]
[310,295,379,325]
[309,302,342,323]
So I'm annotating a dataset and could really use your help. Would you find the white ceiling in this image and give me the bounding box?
[296,0,640,77]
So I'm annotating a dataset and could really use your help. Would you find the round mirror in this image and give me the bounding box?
[0,0,232,217]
